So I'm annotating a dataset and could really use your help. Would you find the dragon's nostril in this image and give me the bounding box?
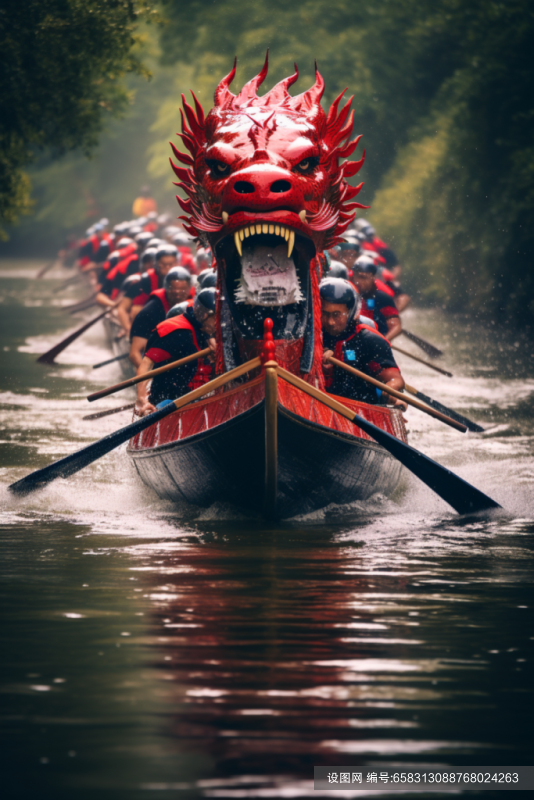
[233,181,255,194]
[270,180,292,194]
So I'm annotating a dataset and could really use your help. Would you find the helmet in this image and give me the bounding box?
[157,213,171,226]
[147,237,163,249]
[117,237,135,249]
[197,268,217,289]
[359,314,377,329]
[195,247,213,268]
[353,255,378,275]
[113,222,129,236]
[172,232,193,247]
[354,218,376,239]
[135,231,153,248]
[147,211,158,220]
[156,244,178,263]
[98,217,109,227]
[121,274,141,293]
[166,301,190,319]
[327,261,349,280]
[128,225,143,238]
[107,250,121,269]
[164,266,192,288]
[193,287,217,322]
[141,247,157,266]
[338,240,361,254]
[319,277,361,323]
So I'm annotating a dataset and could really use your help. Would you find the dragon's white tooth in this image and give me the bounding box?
[288,230,295,259]
[222,211,229,224]
[299,210,307,223]
[234,231,242,257]
[275,225,280,237]
[239,229,245,241]
[256,224,262,235]
[268,224,274,234]
[262,223,268,234]
[244,227,250,238]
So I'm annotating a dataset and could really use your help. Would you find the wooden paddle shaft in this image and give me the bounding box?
[37,300,121,365]
[391,344,453,377]
[82,403,136,421]
[87,347,212,401]
[263,361,278,520]
[328,357,466,432]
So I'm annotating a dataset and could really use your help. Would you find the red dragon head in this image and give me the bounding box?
[170,55,367,379]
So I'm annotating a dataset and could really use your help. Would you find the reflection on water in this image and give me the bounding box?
[0,261,534,798]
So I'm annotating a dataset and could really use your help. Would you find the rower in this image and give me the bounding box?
[95,243,140,309]
[320,277,406,408]
[336,241,361,275]
[116,244,179,335]
[129,266,193,368]
[354,219,410,310]
[327,260,349,280]
[135,287,218,417]
[351,256,402,341]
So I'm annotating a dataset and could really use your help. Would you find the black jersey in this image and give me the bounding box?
[323,322,399,403]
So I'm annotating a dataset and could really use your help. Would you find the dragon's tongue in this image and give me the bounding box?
[234,241,304,307]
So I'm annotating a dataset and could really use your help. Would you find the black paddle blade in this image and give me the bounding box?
[9,404,174,495]
[402,329,443,359]
[412,389,485,433]
[353,413,500,514]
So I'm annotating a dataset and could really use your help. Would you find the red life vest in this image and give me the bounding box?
[150,287,172,316]
[132,268,160,307]
[156,314,212,390]
[375,278,395,297]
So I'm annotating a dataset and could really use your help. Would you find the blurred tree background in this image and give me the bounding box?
[1,0,533,325]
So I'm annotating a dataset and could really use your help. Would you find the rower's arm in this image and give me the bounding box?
[377,367,406,409]
[135,356,156,416]
[95,292,116,309]
[129,336,147,368]
[385,316,402,341]
[116,296,133,335]
[395,293,411,312]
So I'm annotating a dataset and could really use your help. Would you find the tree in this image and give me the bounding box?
[0,0,153,236]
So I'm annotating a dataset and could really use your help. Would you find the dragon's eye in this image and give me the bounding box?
[294,156,319,175]
[206,159,231,178]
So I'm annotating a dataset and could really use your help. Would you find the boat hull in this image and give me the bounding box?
[127,377,406,518]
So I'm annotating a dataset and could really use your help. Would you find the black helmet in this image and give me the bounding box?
[121,274,141,292]
[319,277,361,323]
[107,250,121,269]
[164,266,192,288]
[354,218,375,239]
[193,287,217,322]
[166,301,190,319]
[354,255,377,275]
[327,260,349,279]
[197,268,217,289]
[141,247,157,266]
[135,231,153,248]
[156,244,178,263]
[338,240,361,253]
[117,237,135,249]
[147,237,163,249]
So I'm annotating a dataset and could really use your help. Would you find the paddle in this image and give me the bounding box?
[277,365,500,514]
[66,294,98,314]
[37,301,120,365]
[404,384,484,433]
[401,329,443,359]
[391,343,453,377]
[9,357,261,495]
[36,260,57,279]
[82,403,135,421]
[87,348,212,402]
[327,356,467,432]
[53,275,82,293]
[92,353,130,370]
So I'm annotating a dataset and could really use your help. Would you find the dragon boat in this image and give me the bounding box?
[103,317,135,380]
[126,56,407,518]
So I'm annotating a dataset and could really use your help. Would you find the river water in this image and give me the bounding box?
[1,259,533,799]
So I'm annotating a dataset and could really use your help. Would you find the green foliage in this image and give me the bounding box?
[0,0,153,235]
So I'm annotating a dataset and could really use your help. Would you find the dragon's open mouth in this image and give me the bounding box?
[215,219,315,310]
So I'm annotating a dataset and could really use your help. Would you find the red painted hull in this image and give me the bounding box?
[128,374,407,518]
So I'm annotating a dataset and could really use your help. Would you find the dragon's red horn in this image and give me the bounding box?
[235,51,269,105]
[264,63,299,106]
[297,61,325,109]
[214,57,237,108]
